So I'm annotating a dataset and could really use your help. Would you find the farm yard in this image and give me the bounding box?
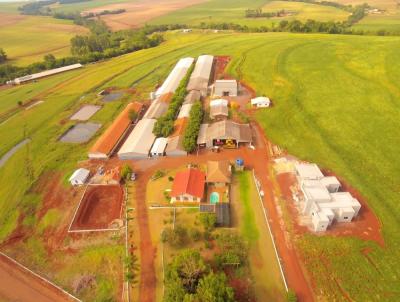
[0,28,399,302]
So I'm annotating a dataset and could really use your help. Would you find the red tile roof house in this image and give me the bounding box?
[170,168,206,203]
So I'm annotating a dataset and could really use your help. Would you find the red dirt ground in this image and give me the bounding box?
[276,170,384,247]
[0,253,74,302]
[212,56,231,82]
[70,185,124,230]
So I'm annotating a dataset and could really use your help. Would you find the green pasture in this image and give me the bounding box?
[233,171,285,301]
[0,31,400,300]
[352,12,400,33]
[150,0,349,27]
[50,0,131,14]
[0,15,87,65]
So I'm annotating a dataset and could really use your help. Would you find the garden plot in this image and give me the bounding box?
[70,105,101,121]
[60,122,101,143]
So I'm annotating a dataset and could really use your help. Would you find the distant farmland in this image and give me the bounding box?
[0,14,87,65]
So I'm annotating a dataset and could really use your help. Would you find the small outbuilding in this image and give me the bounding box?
[210,104,228,120]
[210,98,228,107]
[206,161,232,185]
[213,80,238,97]
[150,137,168,157]
[251,97,271,108]
[69,168,90,186]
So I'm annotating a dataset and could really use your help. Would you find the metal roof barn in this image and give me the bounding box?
[143,99,168,119]
[187,55,214,96]
[166,135,187,157]
[204,120,252,148]
[155,57,194,97]
[213,80,238,97]
[210,104,228,119]
[150,137,168,156]
[177,103,193,119]
[88,102,143,159]
[9,64,83,85]
[118,119,156,159]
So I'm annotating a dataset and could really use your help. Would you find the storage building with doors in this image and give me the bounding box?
[155,57,194,98]
[88,102,143,159]
[213,80,238,97]
[187,55,214,96]
[118,119,156,159]
[150,137,168,157]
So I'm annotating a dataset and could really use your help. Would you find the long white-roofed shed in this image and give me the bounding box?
[118,119,156,159]
[155,57,194,97]
[187,55,214,96]
[150,137,168,157]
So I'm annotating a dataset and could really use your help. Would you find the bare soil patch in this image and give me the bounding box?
[70,185,124,231]
[0,13,26,27]
[82,0,207,30]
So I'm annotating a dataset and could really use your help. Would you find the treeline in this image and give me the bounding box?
[153,65,194,137]
[18,0,89,15]
[0,24,187,84]
[198,18,399,36]
[245,8,295,18]
[84,9,126,18]
[183,101,203,153]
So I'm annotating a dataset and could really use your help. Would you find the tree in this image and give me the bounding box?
[43,54,56,69]
[194,272,235,302]
[199,213,216,232]
[121,164,132,181]
[215,231,248,267]
[0,48,7,64]
[287,289,298,302]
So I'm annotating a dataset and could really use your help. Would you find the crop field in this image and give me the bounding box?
[150,0,349,27]
[0,31,400,300]
[0,14,87,66]
[352,12,400,33]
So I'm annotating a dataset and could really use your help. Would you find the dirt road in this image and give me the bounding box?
[0,253,76,302]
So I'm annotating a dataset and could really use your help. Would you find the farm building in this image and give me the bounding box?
[143,99,168,119]
[166,135,186,157]
[210,104,228,120]
[117,119,156,160]
[69,168,90,186]
[213,80,238,97]
[251,97,271,108]
[177,103,193,119]
[155,57,194,98]
[170,168,206,203]
[184,90,201,105]
[150,137,168,157]
[197,120,252,148]
[88,102,143,159]
[197,124,209,148]
[206,161,232,186]
[187,55,214,96]
[210,99,228,107]
[7,63,83,85]
[296,163,361,232]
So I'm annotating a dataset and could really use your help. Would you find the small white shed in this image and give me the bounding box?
[150,137,168,157]
[69,168,90,186]
[251,97,271,108]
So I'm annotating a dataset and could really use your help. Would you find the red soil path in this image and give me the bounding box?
[70,185,124,230]
[0,253,75,302]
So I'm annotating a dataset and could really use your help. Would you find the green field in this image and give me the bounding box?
[1,31,400,300]
[49,0,131,14]
[0,14,87,65]
[150,0,349,27]
[352,12,400,33]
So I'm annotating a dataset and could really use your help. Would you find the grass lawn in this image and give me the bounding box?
[0,14,87,66]
[0,31,399,300]
[232,171,286,301]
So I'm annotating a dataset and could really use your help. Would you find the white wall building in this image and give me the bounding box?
[69,168,90,186]
[213,80,238,97]
[296,163,361,232]
[251,97,271,108]
[150,137,168,157]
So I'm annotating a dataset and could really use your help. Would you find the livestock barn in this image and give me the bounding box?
[187,55,214,96]
[117,119,156,159]
[88,102,143,159]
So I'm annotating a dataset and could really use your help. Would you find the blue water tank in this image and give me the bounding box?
[236,158,244,166]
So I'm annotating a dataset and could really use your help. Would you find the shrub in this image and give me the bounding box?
[121,164,132,181]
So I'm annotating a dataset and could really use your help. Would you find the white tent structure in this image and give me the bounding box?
[118,119,156,159]
[69,168,90,186]
[150,137,168,157]
[251,97,271,108]
[187,55,214,96]
[155,58,194,98]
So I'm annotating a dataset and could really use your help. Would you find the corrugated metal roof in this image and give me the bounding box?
[197,124,209,144]
[14,64,82,84]
[143,100,168,119]
[118,119,156,158]
[184,90,201,104]
[206,120,252,143]
[210,105,228,118]
[177,103,193,119]
[150,137,168,155]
